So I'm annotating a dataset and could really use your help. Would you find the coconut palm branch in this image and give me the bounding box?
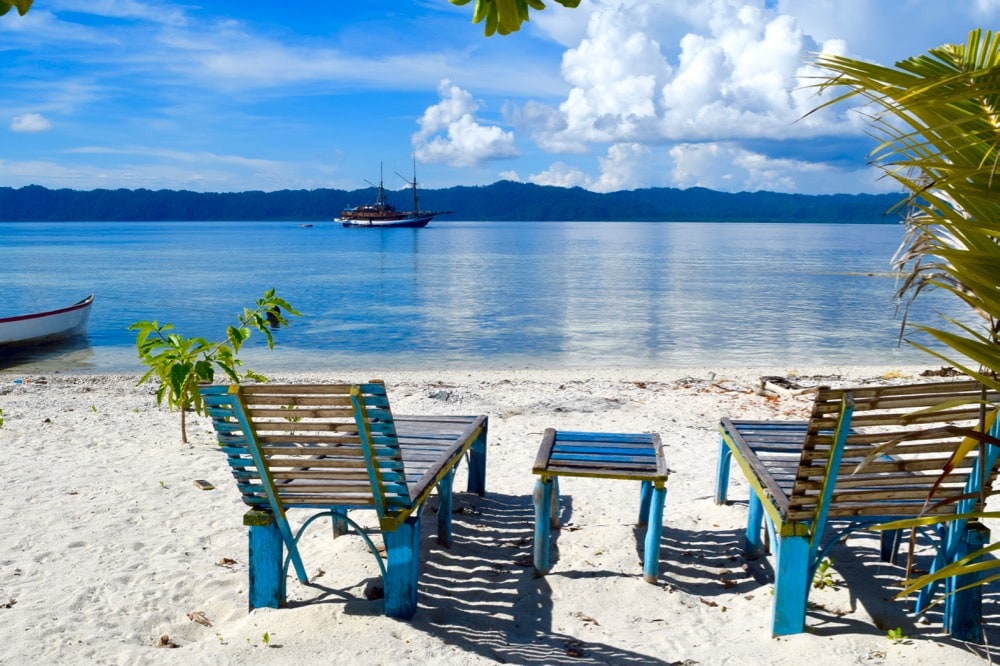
[809,29,1000,606]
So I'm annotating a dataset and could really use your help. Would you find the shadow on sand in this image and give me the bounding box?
[292,490,1000,663]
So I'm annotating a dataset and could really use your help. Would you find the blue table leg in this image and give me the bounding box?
[533,477,555,576]
[643,484,667,583]
[638,480,652,527]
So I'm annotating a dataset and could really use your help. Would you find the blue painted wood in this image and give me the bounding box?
[772,534,810,636]
[744,494,766,559]
[879,529,902,563]
[550,476,561,528]
[436,470,454,547]
[915,434,1000,616]
[202,386,310,584]
[331,508,349,539]
[554,431,654,443]
[714,437,732,504]
[532,478,555,576]
[532,429,667,582]
[384,516,421,619]
[467,427,487,495]
[642,485,666,583]
[716,382,1000,639]
[245,510,284,610]
[945,522,989,642]
[638,481,652,527]
[200,382,489,620]
[805,396,855,562]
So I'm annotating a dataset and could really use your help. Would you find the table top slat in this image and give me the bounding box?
[534,429,668,481]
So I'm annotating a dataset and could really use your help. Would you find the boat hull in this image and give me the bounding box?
[0,294,94,347]
[339,214,434,228]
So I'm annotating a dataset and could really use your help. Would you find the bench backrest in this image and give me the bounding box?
[789,379,1000,524]
[200,381,407,519]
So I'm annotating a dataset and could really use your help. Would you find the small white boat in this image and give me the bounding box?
[0,294,94,347]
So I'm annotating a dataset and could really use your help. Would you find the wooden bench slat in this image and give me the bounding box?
[717,378,1000,637]
[199,380,489,619]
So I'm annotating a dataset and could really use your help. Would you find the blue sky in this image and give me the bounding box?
[1,0,998,195]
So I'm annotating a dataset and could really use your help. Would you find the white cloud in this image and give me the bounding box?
[668,142,892,194]
[413,79,518,168]
[552,4,672,144]
[0,147,319,191]
[593,142,653,193]
[509,0,908,192]
[528,161,593,189]
[528,144,660,192]
[10,113,52,132]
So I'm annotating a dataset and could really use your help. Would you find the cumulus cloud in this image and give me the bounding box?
[529,161,593,189]
[668,142,891,194]
[413,79,518,168]
[513,0,869,192]
[555,4,672,144]
[10,113,52,132]
[593,142,653,192]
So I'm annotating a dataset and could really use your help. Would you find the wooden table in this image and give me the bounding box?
[531,428,669,583]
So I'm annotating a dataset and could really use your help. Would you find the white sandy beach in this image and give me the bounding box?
[1,365,997,665]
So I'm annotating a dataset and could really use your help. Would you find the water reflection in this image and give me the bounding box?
[0,220,972,373]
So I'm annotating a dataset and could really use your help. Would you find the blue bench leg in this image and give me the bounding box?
[772,533,810,636]
[244,510,285,610]
[331,508,349,539]
[383,516,421,619]
[945,522,989,642]
[467,425,488,495]
[744,494,766,559]
[880,528,902,563]
[715,437,732,504]
[916,523,953,614]
[437,469,455,547]
[533,477,556,576]
[642,484,667,583]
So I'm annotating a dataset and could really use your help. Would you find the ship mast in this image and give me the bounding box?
[364,162,389,208]
[395,157,421,215]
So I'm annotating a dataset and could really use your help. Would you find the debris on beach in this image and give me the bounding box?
[186,611,212,627]
[920,366,961,377]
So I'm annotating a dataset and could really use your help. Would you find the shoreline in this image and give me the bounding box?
[1,364,994,664]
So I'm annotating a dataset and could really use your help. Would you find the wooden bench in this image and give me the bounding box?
[532,429,668,582]
[715,379,1000,639]
[199,380,488,619]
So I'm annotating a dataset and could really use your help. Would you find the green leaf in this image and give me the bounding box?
[812,28,1000,605]
[129,290,299,442]
[0,1,33,17]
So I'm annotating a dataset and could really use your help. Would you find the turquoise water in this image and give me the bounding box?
[0,220,968,373]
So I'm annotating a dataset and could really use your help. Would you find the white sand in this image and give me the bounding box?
[0,365,996,665]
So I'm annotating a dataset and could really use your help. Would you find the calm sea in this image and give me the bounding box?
[0,220,966,374]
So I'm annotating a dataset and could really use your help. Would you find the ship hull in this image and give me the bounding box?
[338,214,435,228]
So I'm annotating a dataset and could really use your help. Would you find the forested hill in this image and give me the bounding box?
[0,182,902,223]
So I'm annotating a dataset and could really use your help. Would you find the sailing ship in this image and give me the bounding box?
[337,161,451,228]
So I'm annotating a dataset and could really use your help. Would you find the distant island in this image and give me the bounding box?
[0,182,902,223]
